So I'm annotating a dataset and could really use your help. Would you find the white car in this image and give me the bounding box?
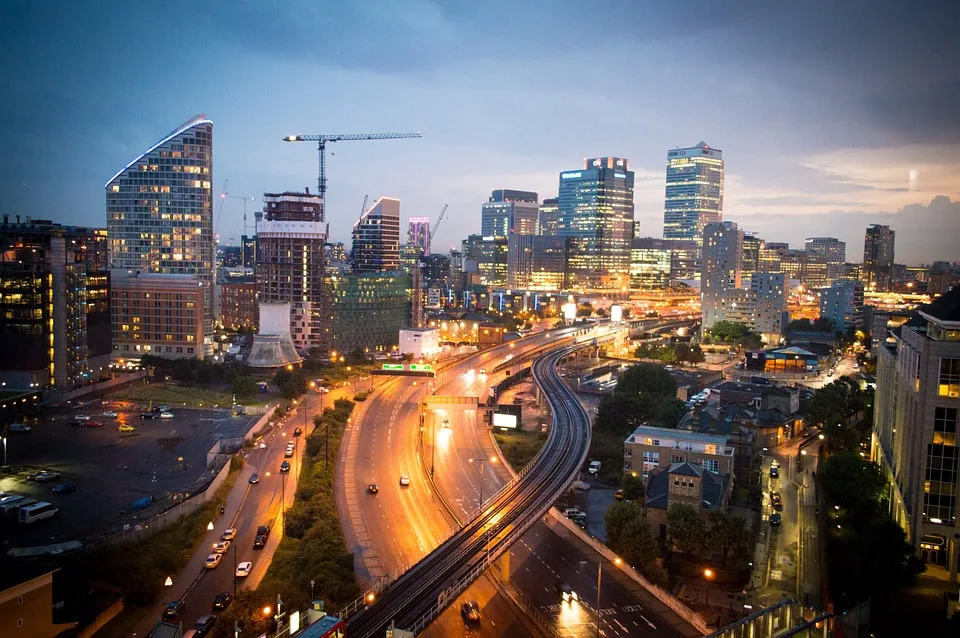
[235,561,253,577]
[159,412,174,419]
[9,423,31,432]
[212,540,231,554]
[204,554,222,569]
[399,475,411,487]
[34,471,61,483]
[74,415,90,421]
[103,411,118,418]
[221,528,237,541]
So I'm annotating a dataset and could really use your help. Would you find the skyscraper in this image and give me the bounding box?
[481,189,539,238]
[256,190,327,349]
[352,197,400,273]
[557,157,635,292]
[105,115,214,354]
[806,236,847,283]
[663,142,724,244]
[407,217,431,255]
[630,238,672,291]
[742,233,762,277]
[701,221,743,335]
[862,224,896,291]
[507,235,567,291]
[538,197,559,236]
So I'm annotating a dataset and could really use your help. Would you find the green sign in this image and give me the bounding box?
[382,364,404,371]
[409,364,434,372]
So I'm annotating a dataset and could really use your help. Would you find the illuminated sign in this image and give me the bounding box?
[561,172,582,179]
[610,304,623,324]
[493,413,518,429]
[382,364,404,370]
[614,173,627,179]
[410,364,434,372]
[592,159,602,167]
[562,302,577,321]
[615,159,624,167]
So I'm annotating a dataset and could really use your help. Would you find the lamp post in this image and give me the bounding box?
[470,456,498,511]
[596,557,622,638]
[2,436,6,466]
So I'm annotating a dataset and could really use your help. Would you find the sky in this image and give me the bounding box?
[1,0,958,264]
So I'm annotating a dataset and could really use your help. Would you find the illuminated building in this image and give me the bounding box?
[538,197,560,236]
[742,233,762,277]
[663,142,723,245]
[241,234,257,269]
[352,197,400,273]
[805,236,846,282]
[701,221,743,335]
[557,157,634,292]
[507,235,567,291]
[819,279,863,332]
[630,238,672,290]
[323,269,411,355]
[256,190,326,349]
[481,189,539,238]
[220,281,258,331]
[862,224,896,291]
[0,218,110,389]
[111,271,205,359]
[462,234,509,288]
[105,115,214,355]
[407,217,431,255]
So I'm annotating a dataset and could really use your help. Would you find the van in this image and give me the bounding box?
[563,507,586,521]
[0,496,27,516]
[587,461,601,475]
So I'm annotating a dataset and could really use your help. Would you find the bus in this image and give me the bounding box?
[19,501,59,524]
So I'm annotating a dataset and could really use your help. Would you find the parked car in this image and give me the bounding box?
[74,415,90,421]
[248,472,260,484]
[141,412,160,419]
[221,528,237,541]
[253,524,270,549]
[368,483,379,494]
[84,420,103,428]
[212,592,234,611]
[769,512,782,526]
[614,489,624,500]
[34,472,61,483]
[8,423,31,432]
[399,475,411,487]
[235,561,253,577]
[160,412,174,419]
[118,424,135,433]
[193,614,216,636]
[163,600,185,619]
[103,411,119,418]
[460,600,482,625]
[771,492,783,510]
[204,554,222,569]
[279,461,290,473]
[52,482,76,494]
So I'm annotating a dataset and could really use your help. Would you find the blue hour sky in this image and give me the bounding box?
[1,1,958,263]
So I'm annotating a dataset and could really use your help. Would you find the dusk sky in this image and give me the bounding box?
[2,1,958,264]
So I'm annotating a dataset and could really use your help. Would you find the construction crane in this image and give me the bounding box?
[357,194,369,226]
[282,132,422,204]
[429,204,448,242]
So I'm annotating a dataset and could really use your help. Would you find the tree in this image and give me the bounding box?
[619,517,660,570]
[621,473,645,501]
[687,344,706,365]
[616,363,677,399]
[666,502,704,554]
[819,452,886,510]
[577,302,594,317]
[704,510,751,568]
[604,501,643,549]
[710,320,750,342]
[232,376,258,403]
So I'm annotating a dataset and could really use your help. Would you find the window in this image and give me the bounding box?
[934,407,958,446]
[702,459,720,473]
[940,359,960,398]
[673,455,684,463]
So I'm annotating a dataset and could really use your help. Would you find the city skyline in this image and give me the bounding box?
[1,2,959,265]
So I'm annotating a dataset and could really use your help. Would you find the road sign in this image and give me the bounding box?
[382,364,404,371]
[409,364,434,372]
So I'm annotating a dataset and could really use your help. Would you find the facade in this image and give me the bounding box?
[352,197,401,273]
[623,424,735,480]
[256,190,327,349]
[805,237,845,281]
[407,217,431,255]
[481,189,539,239]
[111,271,205,359]
[742,233,762,277]
[630,238,673,291]
[463,234,509,288]
[105,115,214,356]
[538,197,560,236]
[644,462,730,536]
[663,142,724,245]
[324,269,411,355]
[0,565,74,638]
[557,157,635,292]
[862,224,896,291]
[399,327,440,359]
[0,219,111,390]
[241,234,257,269]
[872,287,960,578]
[701,221,743,334]
[421,254,451,289]
[819,279,864,332]
[750,272,788,342]
[220,281,258,331]
[506,234,567,291]
[669,240,700,282]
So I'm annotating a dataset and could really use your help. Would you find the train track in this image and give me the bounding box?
[345,343,592,637]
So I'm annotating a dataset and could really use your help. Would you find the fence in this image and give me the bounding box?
[47,371,149,403]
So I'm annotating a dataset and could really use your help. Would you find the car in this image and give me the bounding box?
[158,405,170,411]
[248,472,260,484]
[8,423,31,432]
[563,507,586,521]
[367,483,379,494]
[34,472,61,483]
[253,525,270,549]
[204,553,222,569]
[103,411,118,418]
[235,561,253,577]
[284,447,294,458]
[52,482,76,494]
[770,459,781,469]
[769,466,780,479]
[555,581,578,602]
[221,528,237,541]
[212,540,231,554]
[615,489,624,500]
[212,592,234,611]
[163,600,185,619]
[399,475,411,487]
[194,614,216,635]
[141,412,160,419]
[293,427,302,437]
[280,461,290,473]
[160,412,174,419]
[479,368,487,375]
[118,424,135,433]
[769,512,782,526]
[460,600,482,624]
[84,420,103,428]
[771,492,783,510]
[827,370,835,377]
[74,414,90,421]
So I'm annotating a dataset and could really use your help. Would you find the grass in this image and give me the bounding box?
[494,429,547,471]
[111,382,247,407]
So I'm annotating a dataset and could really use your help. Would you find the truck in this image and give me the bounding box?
[587,460,601,475]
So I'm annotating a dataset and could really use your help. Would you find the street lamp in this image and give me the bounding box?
[2,436,6,466]
[596,557,622,638]
[469,456,498,510]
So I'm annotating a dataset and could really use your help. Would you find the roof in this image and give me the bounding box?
[771,346,817,357]
[919,286,960,325]
[0,560,57,592]
[644,462,728,511]
[628,424,729,446]
[105,115,212,187]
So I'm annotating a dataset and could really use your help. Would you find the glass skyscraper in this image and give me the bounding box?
[663,142,724,245]
[105,115,214,354]
[480,189,539,239]
[352,197,400,273]
[557,157,634,292]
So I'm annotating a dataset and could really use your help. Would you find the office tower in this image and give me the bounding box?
[352,197,400,273]
[871,287,960,575]
[750,272,787,342]
[538,197,560,236]
[0,218,110,389]
[112,271,206,359]
[256,190,327,349]
[407,217,431,255]
[323,267,411,355]
[421,254,451,289]
[630,238,672,291]
[862,224,896,291]
[105,115,214,355]
[557,157,635,292]
[701,221,743,335]
[819,279,864,332]
[507,235,567,291]
[759,242,789,274]
[481,189,539,238]
[742,233,762,277]
[663,142,724,244]
[241,234,257,269]
[805,237,845,266]
[668,240,700,282]
[463,234,509,288]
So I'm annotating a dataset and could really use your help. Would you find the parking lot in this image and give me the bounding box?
[0,398,259,548]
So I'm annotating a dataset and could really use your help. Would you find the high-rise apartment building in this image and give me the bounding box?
[557,157,635,292]
[481,190,539,239]
[105,115,214,355]
[0,218,111,389]
[862,224,896,291]
[630,238,672,291]
[819,279,864,332]
[256,190,327,349]
[663,142,724,245]
[701,221,743,335]
[872,287,960,577]
[407,217,431,255]
[507,235,567,291]
[352,197,400,273]
[750,273,788,342]
[111,272,206,359]
[538,197,560,236]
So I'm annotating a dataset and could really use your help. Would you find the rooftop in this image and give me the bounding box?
[645,462,728,510]
[919,286,960,325]
[628,424,730,447]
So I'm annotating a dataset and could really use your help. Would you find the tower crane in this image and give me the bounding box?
[282,132,422,210]
[429,204,448,242]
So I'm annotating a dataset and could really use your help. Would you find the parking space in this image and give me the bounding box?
[0,399,259,548]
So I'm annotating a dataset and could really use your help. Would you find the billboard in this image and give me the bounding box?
[493,413,518,429]
[562,302,577,322]
[610,304,623,324]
